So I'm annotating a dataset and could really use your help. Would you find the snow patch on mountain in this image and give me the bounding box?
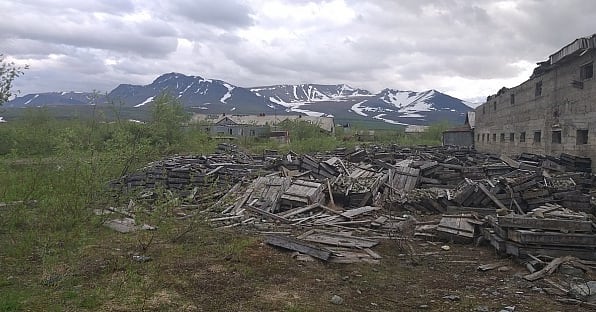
[351,100,370,117]
[382,89,435,112]
[220,83,234,103]
[373,114,409,125]
[24,94,40,105]
[134,96,154,108]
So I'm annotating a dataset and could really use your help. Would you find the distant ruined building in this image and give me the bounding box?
[474,34,596,170]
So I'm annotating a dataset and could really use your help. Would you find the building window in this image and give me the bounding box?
[580,62,594,80]
[535,81,543,97]
[520,132,526,143]
[493,101,497,111]
[510,94,515,105]
[477,134,480,142]
[552,130,561,144]
[577,129,589,145]
[492,133,497,142]
[483,106,486,114]
[482,133,485,142]
[534,131,541,143]
[509,133,514,142]
[500,133,505,142]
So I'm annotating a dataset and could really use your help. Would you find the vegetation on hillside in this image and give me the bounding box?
[0,93,456,310]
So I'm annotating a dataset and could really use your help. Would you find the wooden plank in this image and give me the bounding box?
[298,230,379,248]
[508,230,596,247]
[505,241,596,261]
[278,203,320,218]
[446,206,495,216]
[523,256,576,281]
[497,216,593,232]
[500,154,520,169]
[245,204,291,223]
[340,206,381,219]
[265,235,331,261]
[477,182,508,210]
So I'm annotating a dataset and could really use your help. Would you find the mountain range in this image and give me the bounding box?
[4,72,474,126]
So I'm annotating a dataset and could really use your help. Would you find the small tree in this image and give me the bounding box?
[149,93,189,148]
[0,54,28,105]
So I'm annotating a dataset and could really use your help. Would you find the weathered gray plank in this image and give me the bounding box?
[508,230,596,247]
[498,216,593,232]
[265,235,331,261]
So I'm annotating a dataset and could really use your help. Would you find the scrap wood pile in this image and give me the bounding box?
[105,143,596,263]
[483,204,596,261]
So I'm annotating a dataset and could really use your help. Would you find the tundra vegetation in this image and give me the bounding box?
[0,94,482,311]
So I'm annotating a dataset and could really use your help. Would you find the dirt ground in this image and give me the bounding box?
[94,226,590,312]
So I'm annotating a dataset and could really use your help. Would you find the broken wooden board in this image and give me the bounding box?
[507,230,596,247]
[499,154,520,169]
[387,166,420,191]
[297,230,379,248]
[340,206,381,219]
[446,206,496,217]
[523,256,577,281]
[497,215,593,232]
[280,179,324,209]
[245,176,292,213]
[436,216,477,242]
[265,234,332,261]
[504,241,596,261]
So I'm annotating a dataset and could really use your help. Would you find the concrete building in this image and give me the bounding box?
[474,34,596,170]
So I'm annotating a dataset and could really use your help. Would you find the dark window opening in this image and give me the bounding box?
[492,133,496,142]
[577,129,588,145]
[552,130,561,144]
[493,101,497,111]
[534,131,541,143]
[580,62,594,80]
[520,132,526,143]
[483,106,486,114]
[482,133,485,142]
[500,133,505,142]
[535,81,543,97]
[228,128,233,135]
[249,129,256,136]
[477,134,480,142]
[509,133,514,142]
[510,94,515,105]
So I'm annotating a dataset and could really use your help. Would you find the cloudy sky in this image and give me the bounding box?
[2,0,595,103]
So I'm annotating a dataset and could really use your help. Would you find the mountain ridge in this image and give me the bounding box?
[5,72,473,125]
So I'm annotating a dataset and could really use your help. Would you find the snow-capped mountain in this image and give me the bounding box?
[251,84,371,104]
[4,73,474,126]
[107,73,285,113]
[4,91,97,107]
[345,89,472,125]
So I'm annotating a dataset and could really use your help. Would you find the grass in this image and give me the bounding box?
[0,109,571,311]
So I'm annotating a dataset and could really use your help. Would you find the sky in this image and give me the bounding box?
[2,0,595,104]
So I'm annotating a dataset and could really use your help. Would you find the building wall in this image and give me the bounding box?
[474,49,596,169]
[209,125,269,137]
[443,131,474,147]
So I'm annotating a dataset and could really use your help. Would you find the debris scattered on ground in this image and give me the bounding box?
[105,143,596,304]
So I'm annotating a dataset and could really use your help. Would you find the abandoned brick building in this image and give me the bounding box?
[474,34,596,170]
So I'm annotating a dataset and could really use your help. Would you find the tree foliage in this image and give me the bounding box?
[0,54,28,105]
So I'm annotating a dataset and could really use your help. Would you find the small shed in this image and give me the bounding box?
[442,112,475,148]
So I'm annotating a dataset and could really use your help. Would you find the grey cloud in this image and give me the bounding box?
[162,0,254,29]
